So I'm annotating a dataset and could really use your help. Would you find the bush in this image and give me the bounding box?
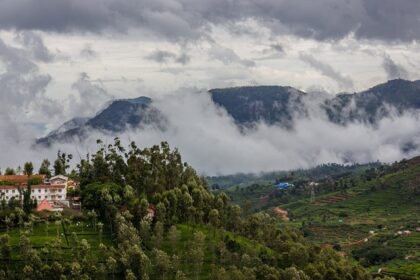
[352,245,399,265]
[338,211,348,218]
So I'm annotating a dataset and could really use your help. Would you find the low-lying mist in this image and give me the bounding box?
[2,90,420,176]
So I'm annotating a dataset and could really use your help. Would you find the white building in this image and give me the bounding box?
[0,175,68,203]
[30,184,67,202]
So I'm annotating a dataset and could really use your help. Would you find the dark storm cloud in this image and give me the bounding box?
[0,0,206,41]
[0,0,419,42]
[0,38,36,73]
[300,53,354,89]
[145,49,191,65]
[16,31,55,62]
[382,55,409,80]
[80,45,97,59]
[270,44,284,53]
[145,50,177,63]
[175,53,191,65]
[0,37,62,136]
[209,44,256,67]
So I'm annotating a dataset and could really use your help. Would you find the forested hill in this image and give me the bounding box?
[0,140,378,279]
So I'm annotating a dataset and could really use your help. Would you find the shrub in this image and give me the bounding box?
[352,245,399,265]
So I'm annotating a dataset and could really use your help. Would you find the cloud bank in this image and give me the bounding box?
[2,89,419,176]
[0,0,419,42]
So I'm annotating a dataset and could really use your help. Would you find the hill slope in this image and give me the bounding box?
[223,156,420,278]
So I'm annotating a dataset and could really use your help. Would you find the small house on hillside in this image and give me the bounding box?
[36,199,67,212]
[274,182,294,189]
[37,199,53,212]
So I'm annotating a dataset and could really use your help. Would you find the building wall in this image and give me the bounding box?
[0,188,20,201]
[0,185,67,202]
[0,175,69,203]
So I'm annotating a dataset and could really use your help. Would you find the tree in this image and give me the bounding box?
[152,221,164,249]
[23,185,34,214]
[39,159,51,177]
[175,271,187,280]
[0,235,11,263]
[23,162,34,176]
[54,151,72,176]
[139,219,151,247]
[209,209,220,236]
[4,168,15,175]
[125,269,137,280]
[106,257,117,280]
[97,222,104,243]
[152,249,171,280]
[281,267,310,280]
[156,202,167,224]
[53,158,65,176]
[167,226,180,254]
[187,231,206,280]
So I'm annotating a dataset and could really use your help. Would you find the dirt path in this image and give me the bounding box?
[341,232,377,247]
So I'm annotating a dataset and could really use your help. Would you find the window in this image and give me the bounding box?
[31,190,34,193]
[5,190,8,193]
[58,189,62,192]
[38,196,41,199]
[44,189,48,192]
[45,196,48,198]
[58,195,62,199]
[12,190,15,193]
[38,189,41,193]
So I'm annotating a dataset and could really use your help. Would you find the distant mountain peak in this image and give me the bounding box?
[46,117,89,137]
[209,85,304,94]
[37,79,420,146]
[117,96,152,105]
[367,78,418,93]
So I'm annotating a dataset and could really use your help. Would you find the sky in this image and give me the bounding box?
[1,0,420,174]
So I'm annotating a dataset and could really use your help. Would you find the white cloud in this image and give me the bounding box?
[13,90,417,176]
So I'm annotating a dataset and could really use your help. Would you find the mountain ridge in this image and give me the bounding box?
[37,79,420,146]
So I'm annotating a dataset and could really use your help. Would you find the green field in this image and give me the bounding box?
[273,163,420,279]
[0,219,112,261]
[156,224,277,279]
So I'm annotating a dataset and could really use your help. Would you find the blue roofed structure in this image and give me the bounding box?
[274,182,293,189]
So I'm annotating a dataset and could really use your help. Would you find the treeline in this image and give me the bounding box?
[0,139,392,279]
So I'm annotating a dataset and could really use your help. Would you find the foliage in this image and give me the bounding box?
[0,140,375,279]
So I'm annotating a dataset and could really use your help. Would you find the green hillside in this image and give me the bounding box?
[270,158,420,279]
[0,140,375,280]
[219,157,420,279]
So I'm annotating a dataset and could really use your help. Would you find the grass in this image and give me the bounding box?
[155,223,276,280]
[0,220,112,261]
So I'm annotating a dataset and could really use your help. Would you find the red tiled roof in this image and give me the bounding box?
[32,184,65,189]
[0,184,65,190]
[0,186,19,190]
[37,199,53,212]
[0,175,46,184]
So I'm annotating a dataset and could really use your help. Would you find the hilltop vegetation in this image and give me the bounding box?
[0,139,383,280]
[223,157,420,279]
